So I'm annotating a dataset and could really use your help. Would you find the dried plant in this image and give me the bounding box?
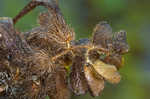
[0,0,129,99]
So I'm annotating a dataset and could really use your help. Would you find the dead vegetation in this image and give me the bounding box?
[0,0,129,99]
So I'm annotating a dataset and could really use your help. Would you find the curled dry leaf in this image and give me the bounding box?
[84,65,104,97]
[93,60,121,84]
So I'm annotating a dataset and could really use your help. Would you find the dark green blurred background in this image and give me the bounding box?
[0,0,150,99]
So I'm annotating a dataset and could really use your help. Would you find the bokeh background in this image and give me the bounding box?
[0,0,150,99]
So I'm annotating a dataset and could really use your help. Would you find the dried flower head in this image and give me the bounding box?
[0,0,129,99]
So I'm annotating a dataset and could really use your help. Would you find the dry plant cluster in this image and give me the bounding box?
[0,0,129,99]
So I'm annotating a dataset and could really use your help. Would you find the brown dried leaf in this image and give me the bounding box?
[55,70,71,99]
[92,21,112,48]
[47,68,71,99]
[84,65,104,97]
[69,55,88,95]
[93,60,121,84]
[104,54,124,69]
[113,30,129,54]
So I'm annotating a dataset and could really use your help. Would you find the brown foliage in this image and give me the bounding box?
[0,0,129,99]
